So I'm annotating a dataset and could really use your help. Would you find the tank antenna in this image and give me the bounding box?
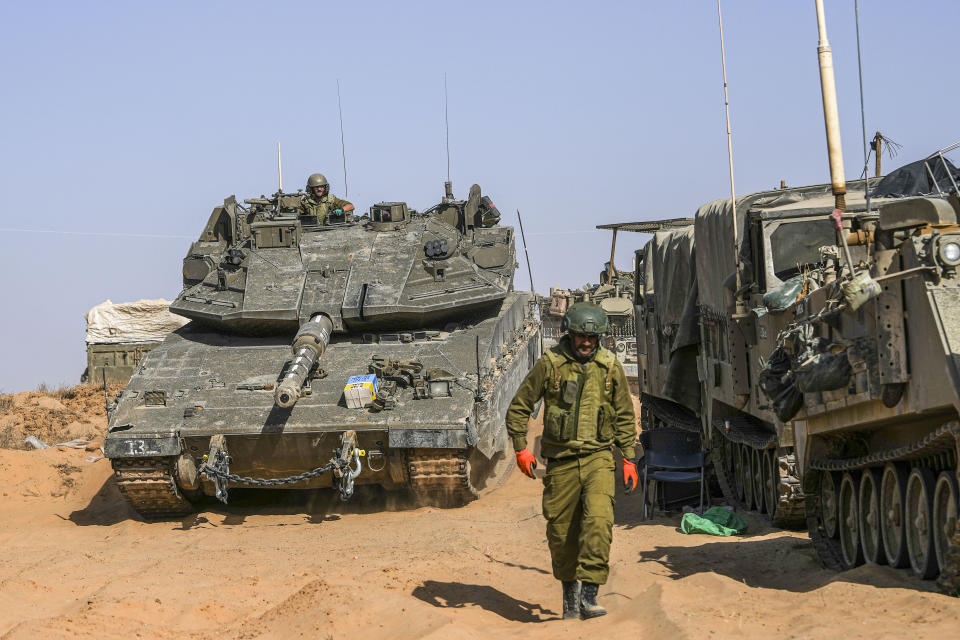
[854,0,870,214]
[516,209,536,294]
[474,335,483,401]
[815,0,847,211]
[716,0,742,305]
[337,78,349,198]
[102,368,109,414]
[517,208,546,358]
[444,72,451,186]
[276,141,283,193]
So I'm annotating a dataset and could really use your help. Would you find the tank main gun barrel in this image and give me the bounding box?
[274,314,333,408]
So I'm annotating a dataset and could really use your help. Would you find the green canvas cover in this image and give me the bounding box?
[680,506,748,536]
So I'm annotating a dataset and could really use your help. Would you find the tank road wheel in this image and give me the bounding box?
[933,471,959,574]
[741,445,754,511]
[805,470,844,571]
[858,468,886,565]
[733,443,746,502]
[838,472,864,569]
[820,470,840,540]
[905,467,938,579]
[881,462,911,568]
[751,447,765,514]
[763,449,777,518]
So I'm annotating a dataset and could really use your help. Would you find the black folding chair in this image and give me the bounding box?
[638,428,706,520]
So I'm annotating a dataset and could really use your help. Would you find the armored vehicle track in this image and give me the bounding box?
[804,420,960,590]
[407,451,478,506]
[112,458,195,519]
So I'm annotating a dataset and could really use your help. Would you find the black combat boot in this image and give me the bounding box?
[561,581,580,620]
[579,582,607,619]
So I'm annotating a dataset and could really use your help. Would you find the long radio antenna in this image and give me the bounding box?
[516,209,536,294]
[854,0,870,213]
[277,141,283,193]
[337,79,348,198]
[716,0,741,306]
[444,72,451,184]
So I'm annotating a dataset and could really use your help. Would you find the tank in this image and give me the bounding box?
[103,180,541,519]
[636,159,960,590]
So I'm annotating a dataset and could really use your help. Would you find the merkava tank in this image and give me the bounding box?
[103,180,541,519]
[635,157,960,589]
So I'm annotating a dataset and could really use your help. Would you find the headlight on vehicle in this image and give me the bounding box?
[938,239,960,266]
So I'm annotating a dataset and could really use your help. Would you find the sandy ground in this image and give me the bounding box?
[0,389,957,639]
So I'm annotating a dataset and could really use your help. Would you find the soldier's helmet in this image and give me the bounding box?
[561,302,610,335]
[306,173,329,192]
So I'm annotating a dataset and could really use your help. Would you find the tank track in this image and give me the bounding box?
[710,437,806,529]
[112,457,195,519]
[804,469,846,572]
[407,450,478,508]
[805,424,960,593]
[939,523,960,596]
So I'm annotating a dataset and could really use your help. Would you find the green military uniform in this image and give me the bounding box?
[300,193,352,224]
[506,335,636,584]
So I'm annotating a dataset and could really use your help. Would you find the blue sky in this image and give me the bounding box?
[1,1,956,391]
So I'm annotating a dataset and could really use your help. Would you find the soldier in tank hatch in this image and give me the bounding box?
[506,302,638,620]
[300,173,354,223]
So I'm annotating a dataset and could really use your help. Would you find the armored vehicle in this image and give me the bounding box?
[104,181,541,518]
[636,157,960,588]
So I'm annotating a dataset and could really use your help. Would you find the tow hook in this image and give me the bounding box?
[335,430,363,501]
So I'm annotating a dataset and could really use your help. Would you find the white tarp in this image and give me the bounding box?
[84,299,188,345]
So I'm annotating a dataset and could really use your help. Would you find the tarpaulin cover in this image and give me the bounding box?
[872,157,960,198]
[648,227,696,330]
[641,226,700,411]
[694,198,750,315]
[680,506,748,536]
[85,299,188,345]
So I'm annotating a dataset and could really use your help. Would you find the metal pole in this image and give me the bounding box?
[717,0,742,303]
[337,79,348,198]
[815,0,848,211]
[444,73,451,184]
[874,132,883,177]
[277,141,283,193]
[854,0,870,213]
[607,229,618,283]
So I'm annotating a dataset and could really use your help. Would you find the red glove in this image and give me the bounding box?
[622,460,638,493]
[515,448,537,479]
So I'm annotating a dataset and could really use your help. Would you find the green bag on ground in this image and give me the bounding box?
[679,506,748,536]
